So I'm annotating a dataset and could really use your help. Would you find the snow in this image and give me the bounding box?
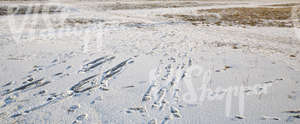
[0,0,300,124]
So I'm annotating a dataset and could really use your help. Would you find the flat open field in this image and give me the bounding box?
[0,0,300,124]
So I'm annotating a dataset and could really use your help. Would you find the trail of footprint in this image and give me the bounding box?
[70,74,100,93]
[2,78,50,96]
[140,55,191,123]
[9,56,135,119]
[71,58,133,93]
[80,56,115,72]
[15,91,73,116]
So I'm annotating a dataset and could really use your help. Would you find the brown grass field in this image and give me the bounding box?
[163,6,300,27]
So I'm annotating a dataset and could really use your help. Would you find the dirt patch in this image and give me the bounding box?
[163,7,300,27]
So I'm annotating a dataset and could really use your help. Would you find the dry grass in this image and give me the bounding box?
[163,14,221,24]
[266,3,300,7]
[0,5,62,16]
[199,7,293,27]
[64,18,104,25]
[48,18,105,28]
[163,7,299,27]
[199,7,292,20]
[98,2,227,10]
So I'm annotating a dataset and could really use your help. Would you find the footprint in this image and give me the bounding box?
[10,113,22,118]
[2,81,14,87]
[162,115,173,124]
[261,115,280,120]
[66,65,72,70]
[123,85,135,89]
[291,115,300,119]
[127,106,147,114]
[53,72,63,77]
[152,88,167,109]
[68,105,80,113]
[285,110,300,114]
[80,56,115,72]
[286,115,300,122]
[233,115,246,120]
[142,85,157,102]
[2,96,16,107]
[170,106,182,118]
[76,114,88,121]
[90,96,103,104]
[33,90,46,96]
[51,59,58,63]
[148,119,157,124]
[72,120,80,124]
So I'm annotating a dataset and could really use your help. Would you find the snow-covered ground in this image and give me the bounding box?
[0,0,300,123]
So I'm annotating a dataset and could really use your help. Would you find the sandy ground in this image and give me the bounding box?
[0,0,300,124]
